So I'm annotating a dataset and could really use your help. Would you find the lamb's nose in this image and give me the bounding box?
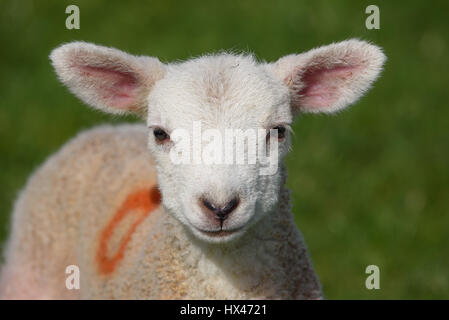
[200,196,240,221]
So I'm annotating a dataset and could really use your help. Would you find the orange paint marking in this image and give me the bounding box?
[97,186,161,275]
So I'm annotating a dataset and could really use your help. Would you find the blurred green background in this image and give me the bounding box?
[0,0,448,299]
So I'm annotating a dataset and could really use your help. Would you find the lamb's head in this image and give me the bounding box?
[50,40,385,243]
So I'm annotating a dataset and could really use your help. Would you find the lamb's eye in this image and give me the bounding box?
[267,126,287,142]
[153,128,170,143]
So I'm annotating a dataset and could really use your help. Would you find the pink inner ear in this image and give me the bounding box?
[297,65,358,109]
[79,65,139,109]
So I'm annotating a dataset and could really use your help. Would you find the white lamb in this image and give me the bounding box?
[0,39,385,299]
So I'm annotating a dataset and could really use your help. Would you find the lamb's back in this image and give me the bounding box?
[1,124,161,298]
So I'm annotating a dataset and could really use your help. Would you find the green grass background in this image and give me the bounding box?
[0,0,448,299]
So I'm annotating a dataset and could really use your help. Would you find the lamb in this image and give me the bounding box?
[0,39,385,299]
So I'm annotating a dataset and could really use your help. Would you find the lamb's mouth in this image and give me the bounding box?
[197,226,244,238]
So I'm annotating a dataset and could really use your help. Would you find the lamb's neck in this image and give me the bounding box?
[157,167,322,298]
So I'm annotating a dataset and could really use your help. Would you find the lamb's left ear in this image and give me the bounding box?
[271,39,386,114]
[50,42,166,116]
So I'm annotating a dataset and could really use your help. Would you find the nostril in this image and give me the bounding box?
[221,197,240,215]
[202,199,218,213]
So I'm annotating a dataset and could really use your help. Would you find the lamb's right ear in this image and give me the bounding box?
[50,42,166,116]
[271,39,386,114]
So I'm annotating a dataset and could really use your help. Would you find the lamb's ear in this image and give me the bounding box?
[50,42,166,116]
[271,39,386,114]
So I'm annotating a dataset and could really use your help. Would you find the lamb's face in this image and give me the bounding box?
[146,55,292,242]
[51,40,385,244]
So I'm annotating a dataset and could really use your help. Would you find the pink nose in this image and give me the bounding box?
[199,196,240,221]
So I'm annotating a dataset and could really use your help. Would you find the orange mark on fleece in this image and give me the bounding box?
[97,186,161,275]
